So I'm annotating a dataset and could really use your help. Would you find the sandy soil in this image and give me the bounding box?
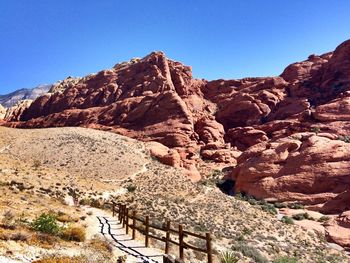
[0,126,349,263]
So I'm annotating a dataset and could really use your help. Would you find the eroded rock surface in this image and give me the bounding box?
[3,40,350,222]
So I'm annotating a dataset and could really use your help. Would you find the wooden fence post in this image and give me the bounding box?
[122,205,126,227]
[118,204,122,223]
[206,233,213,263]
[179,224,184,260]
[145,216,149,247]
[125,207,129,234]
[112,202,115,217]
[132,210,136,239]
[165,220,171,254]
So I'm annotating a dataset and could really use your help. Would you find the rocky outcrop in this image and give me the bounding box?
[325,211,350,250]
[49,76,82,94]
[3,40,350,219]
[4,100,33,122]
[229,134,350,214]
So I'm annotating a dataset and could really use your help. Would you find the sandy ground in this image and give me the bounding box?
[0,126,349,263]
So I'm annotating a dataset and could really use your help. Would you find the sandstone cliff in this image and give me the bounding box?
[3,40,350,221]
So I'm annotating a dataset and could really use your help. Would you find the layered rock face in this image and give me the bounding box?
[3,40,350,220]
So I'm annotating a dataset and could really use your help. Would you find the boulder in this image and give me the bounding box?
[325,211,350,250]
[229,134,350,213]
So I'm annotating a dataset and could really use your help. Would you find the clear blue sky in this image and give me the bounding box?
[1,0,350,94]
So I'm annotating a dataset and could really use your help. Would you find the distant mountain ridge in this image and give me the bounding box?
[0,84,52,108]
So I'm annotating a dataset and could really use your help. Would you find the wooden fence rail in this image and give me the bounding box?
[111,202,213,263]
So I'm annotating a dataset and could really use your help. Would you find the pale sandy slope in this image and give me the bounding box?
[0,127,349,263]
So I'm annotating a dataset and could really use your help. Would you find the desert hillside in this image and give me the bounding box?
[0,126,349,262]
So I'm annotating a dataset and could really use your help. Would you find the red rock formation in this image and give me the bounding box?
[3,40,350,224]
[325,211,350,250]
[4,100,33,122]
[230,134,350,214]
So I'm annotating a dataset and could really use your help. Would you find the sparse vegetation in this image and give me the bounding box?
[61,225,86,242]
[281,216,294,225]
[127,184,137,192]
[233,242,269,263]
[260,203,278,215]
[31,213,61,235]
[32,256,87,263]
[33,159,42,169]
[288,203,304,209]
[273,255,298,263]
[318,216,331,223]
[1,210,16,229]
[338,135,350,143]
[219,250,239,263]
[57,214,79,223]
[311,127,321,134]
[292,213,311,221]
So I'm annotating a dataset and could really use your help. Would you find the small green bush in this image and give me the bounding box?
[273,256,298,263]
[318,216,331,223]
[311,127,321,134]
[31,213,61,235]
[261,203,278,215]
[233,242,268,263]
[220,251,239,263]
[127,184,137,193]
[288,203,304,209]
[274,202,287,208]
[281,216,294,225]
[292,213,310,221]
[338,136,350,143]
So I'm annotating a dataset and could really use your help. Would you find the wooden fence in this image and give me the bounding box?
[111,202,213,263]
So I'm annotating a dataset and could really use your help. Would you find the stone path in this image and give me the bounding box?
[97,216,164,263]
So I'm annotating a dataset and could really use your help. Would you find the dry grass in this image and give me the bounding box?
[61,225,86,242]
[57,214,79,223]
[32,256,87,263]
[87,236,113,253]
[28,232,59,249]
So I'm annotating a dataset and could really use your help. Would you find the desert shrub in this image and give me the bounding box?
[1,210,16,229]
[318,216,331,223]
[33,159,42,169]
[28,232,59,249]
[61,225,86,242]
[288,203,304,209]
[261,203,278,215]
[31,213,61,235]
[338,135,350,143]
[88,236,113,253]
[281,216,294,225]
[127,184,137,192]
[79,198,91,206]
[90,198,103,208]
[292,213,310,221]
[274,202,287,208]
[220,251,239,263]
[10,231,29,241]
[233,242,268,263]
[194,224,208,232]
[273,256,298,263]
[311,127,321,134]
